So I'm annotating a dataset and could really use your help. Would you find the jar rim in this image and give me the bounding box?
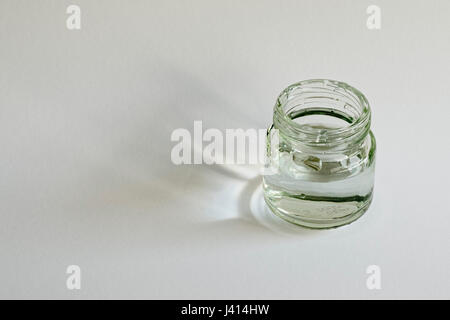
[273,79,371,146]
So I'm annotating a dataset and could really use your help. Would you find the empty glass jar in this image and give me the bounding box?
[263,79,376,229]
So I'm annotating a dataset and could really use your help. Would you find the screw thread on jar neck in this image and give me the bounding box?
[273,79,371,151]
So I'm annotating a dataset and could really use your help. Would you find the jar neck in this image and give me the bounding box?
[273,79,371,152]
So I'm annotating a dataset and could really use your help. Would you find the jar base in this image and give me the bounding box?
[263,192,372,229]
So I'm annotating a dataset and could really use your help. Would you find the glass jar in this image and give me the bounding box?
[263,79,376,229]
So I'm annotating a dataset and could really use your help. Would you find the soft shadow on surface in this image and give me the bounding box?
[196,161,320,236]
[61,64,322,248]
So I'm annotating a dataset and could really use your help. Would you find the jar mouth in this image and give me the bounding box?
[273,79,371,146]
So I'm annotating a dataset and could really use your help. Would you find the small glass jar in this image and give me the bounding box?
[263,79,376,229]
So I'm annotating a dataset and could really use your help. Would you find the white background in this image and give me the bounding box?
[1,0,449,299]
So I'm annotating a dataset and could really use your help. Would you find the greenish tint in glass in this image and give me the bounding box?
[263,79,376,229]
